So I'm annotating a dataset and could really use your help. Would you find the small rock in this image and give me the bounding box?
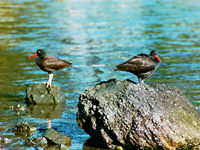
[59,144,70,150]
[9,104,26,115]
[13,122,37,137]
[25,137,48,146]
[1,137,12,144]
[44,128,71,146]
[25,84,67,104]
[108,145,124,150]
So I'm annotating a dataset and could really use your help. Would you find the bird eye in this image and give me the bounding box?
[38,51,40,53]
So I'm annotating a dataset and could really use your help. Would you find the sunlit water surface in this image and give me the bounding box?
[0,0,200,149]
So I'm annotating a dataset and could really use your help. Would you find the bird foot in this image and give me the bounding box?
[42,82,52,93]
[46,82,52,88]
[42,82,52,88]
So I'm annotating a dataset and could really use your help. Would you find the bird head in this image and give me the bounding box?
[150,50,161,63]
[29,49,46,59]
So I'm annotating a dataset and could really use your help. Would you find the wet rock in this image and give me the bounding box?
[0,139,5,149]
[25,137,48,146]
[44,128,71,146]
[1,137,12,144]
[25,84,67,104]
[9,103,26,112]
[77,79,200,149]
[59,144,70,150]
[83,138,120,150]
[13,122,37,138]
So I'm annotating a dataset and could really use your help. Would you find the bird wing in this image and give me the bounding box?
[43,55,71,70]
[116,54,156,73]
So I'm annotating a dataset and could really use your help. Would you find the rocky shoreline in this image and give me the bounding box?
[2,81,200,149]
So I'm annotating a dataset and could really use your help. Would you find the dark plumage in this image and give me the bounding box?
[29,49,72,87]
[116,50,161,83]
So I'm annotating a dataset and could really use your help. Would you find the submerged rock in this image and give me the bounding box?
[77,79,200,149]
[25,84,66,104]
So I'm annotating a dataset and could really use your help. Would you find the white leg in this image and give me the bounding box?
[47,118,52,128]
[46,73,53,88]
[141,79,144,84]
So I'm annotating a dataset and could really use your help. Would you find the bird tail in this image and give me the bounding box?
[63,61,72,67]
[114,68,119,71]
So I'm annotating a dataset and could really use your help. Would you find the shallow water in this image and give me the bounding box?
[0,0,200,149]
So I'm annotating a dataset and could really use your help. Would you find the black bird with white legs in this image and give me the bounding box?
[115,50,161,83]
[29,49,72,88]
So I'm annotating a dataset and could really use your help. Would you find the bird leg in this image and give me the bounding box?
[137,77,144,84]
[46,73,53,88]
[47,118,52,128]
[137,77,141,83]
[141,79,144,84]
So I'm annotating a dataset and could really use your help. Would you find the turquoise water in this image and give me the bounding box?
[0,0,200,149]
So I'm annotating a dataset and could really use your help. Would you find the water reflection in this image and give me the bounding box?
[0,0,200,149]
[26,104,65,120]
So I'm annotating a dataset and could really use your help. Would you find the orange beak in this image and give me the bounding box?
[29,53,37,59]
[154,55,161,63]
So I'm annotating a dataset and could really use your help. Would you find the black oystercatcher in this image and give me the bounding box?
[115,50,161,83]
[29,49,72,88]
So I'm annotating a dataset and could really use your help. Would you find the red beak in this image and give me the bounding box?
[154,55,161,63]
[29,53,37,59]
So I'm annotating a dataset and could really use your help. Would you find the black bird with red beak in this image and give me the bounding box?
[115,50,161,83]
[29,49,72,88]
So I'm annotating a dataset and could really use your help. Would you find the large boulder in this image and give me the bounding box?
[25,84,66,104]
[77,79,200,149]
